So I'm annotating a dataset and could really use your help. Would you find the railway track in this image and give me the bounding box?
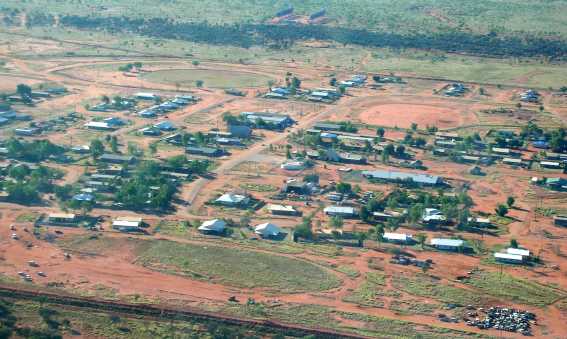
[0,284,368,339]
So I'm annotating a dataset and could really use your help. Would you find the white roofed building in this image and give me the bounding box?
[198,219,227,234]
[254,223,284,238]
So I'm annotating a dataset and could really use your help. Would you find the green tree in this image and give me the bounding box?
[356,232,367,248]
[196,80,204,88]
[329,216,344,230]
[415,233,427,249]
[506,196,515,208]
[376,127,385,138]
[110,136,118,153]
[495,204,509,217]
[510,238,519,248]
[192,60,200,66]
[410,122,418,131]
[90,139,104,159]
[335,182,352,194]
[374,224,385,247]
[16,83,32,100]
[149,142,158,155]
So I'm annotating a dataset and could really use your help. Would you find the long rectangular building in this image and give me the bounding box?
[362,170,442,186]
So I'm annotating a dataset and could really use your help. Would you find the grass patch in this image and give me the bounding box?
[464,270,566,307]
[392,274,485,306]
[135,239,341,293]
[340,312,488,339]
[56,234,129,256]
[141,68,272,88]
[336,265,360,278]
[389,299,440,316]
[343,272,390,308]
[239,183,277,192]
[15,212,40,223]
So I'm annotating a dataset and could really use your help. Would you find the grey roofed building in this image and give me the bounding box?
[362,170,442,185]
[186,146,224,157]
[324,206,358,218]
[198,219,227,233]
[99,154,135,164]
[228,125,252,138]
[430,238,465,250]
[313,122,342,131]
[153,120,176,131]
[240,112,294,129]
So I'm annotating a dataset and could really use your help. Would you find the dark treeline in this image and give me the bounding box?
[15,12,567,59]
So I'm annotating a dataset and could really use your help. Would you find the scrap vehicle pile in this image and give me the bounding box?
[465,306,536,336]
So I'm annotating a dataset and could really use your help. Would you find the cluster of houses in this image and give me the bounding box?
[520,89,540,103]
[84,116,126,131]
[139,120,177,136]
[265,86,342,103]
[6,87,67,104]
[13,111,80,137]
[136,93,199,118]
[198,218,285,238]
[0,106,32,128]
[240,112,295,131]
[494,247,532,265]
[339,74,367,88]
[433,131,566,174]
[89,97,136,112]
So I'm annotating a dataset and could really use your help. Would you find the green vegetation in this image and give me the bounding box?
[335,265,360,278]
[239,183,277,192]
[7,299,286,339]
[392,274,485,306]
[464,270,566,307]
[390,299,440,316]
[343,272,391,307]
[142,69,272,88]
[4,0,566,39]
[341,312,487,339]
[1,163,64,204]
[135,240,341,293]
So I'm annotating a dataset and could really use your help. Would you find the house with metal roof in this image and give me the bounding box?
[255,223,285,238]
[84,121,117,131]
[72,193,95,202]
[506,247,530,258]
[313,122,342,131]
[154,120,176,131]
[186,146,224,157]
[99,154,135,164]
[362,170,443,186]
[383,232,413,244]
[112,217,143,232]
[267,204,300,216]
[554,215,567,227]
[494,252,524,264]
[198,219,227,234]
[215,193,250,207]
[47,213,77,225]
[324,206,358,218]
[430,238,465,251]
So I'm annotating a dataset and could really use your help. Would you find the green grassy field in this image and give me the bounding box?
[141,69,273,88]
[343,272,392,308]
[392,274,486,306]
[6,27,567,89]
[135,239,341,293]
[3,0,566,39]
[464,270,566,307]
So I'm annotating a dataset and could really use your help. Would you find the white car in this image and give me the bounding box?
[11,233,18,240]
